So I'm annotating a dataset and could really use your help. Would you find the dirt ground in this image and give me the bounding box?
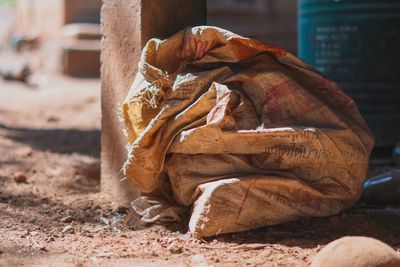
[1,26,400,267]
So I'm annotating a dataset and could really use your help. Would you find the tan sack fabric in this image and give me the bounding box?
[121,26,374,237]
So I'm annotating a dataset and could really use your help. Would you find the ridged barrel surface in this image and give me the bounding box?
[299,0,400,148]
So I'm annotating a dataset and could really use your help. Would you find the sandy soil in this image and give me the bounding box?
[0,50,400,267]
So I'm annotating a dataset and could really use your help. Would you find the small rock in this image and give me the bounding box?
[15,147,33,157]
[114,206,129,215]
[110,226,120,233]
[167,243,183,254]
[311,236,400,267]
[13,172,28,184]
[30,231,38,237]
[62,225,74,234]
[46,115,59,123]
[191,254,209,267]
[45,237,55,243]
[152,250,158,257]
[96,250,112,258]
[46,168,63,177]
[99,216,110,225]
[60,215,75,223]
[33,243,48,251]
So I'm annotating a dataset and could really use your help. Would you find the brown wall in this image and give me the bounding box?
[15,0,102,73]
[15,0,101,40]
[15,0,64,40]
[65,0,101,24]
[207,0,298,54]
[17,0,298,55]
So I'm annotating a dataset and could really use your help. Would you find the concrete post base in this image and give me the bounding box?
[101,0,207,206]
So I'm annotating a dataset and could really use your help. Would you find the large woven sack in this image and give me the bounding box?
[121,26,374,237]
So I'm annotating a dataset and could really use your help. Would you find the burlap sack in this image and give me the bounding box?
[121,26,374,237]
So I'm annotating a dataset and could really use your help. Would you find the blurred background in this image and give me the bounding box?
[1,0,102,77]
[0,0,297,79]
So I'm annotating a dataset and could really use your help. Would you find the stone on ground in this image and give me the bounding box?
[311,236,400,267]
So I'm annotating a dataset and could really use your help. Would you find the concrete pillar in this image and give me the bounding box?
[101,0,207,205]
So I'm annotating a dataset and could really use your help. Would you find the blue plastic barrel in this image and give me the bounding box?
[298,0,400,152]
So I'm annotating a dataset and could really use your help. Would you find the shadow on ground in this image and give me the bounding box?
[0,188,117,233]
[0,124,100,157]
[208,206,400,249]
